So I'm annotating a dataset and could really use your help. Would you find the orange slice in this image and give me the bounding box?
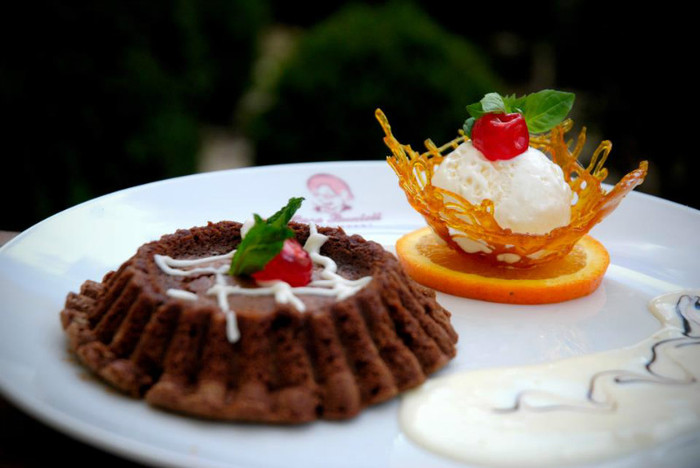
[396,227,610,304]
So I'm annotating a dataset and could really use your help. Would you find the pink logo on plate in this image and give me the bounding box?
[307,173,353,215]
[293,173,382,227]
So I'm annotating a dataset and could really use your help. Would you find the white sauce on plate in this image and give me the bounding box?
[154,224,371,343]
[400,290,700,466]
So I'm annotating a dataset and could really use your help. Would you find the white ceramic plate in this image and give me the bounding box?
[1,161,699,468]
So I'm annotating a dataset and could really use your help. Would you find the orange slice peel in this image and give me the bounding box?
[396,227,610,304]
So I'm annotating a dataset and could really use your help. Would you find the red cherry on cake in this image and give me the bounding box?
[471,112,529,161]
[252,238,313,286]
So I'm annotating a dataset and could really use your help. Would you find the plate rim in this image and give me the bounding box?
[1,160,699,467]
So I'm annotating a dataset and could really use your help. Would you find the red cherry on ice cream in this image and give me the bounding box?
[471,112,529,161]
[252,238,313,286]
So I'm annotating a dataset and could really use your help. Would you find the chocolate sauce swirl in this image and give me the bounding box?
[399,290,700,467]
[495,294,700,414]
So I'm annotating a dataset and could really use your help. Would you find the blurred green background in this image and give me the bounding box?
[2,0,696,231]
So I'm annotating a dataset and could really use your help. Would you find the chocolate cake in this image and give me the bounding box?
[60,221,458,423]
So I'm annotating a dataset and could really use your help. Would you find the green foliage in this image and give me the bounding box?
[229,197,304,276]
[517,90,575,134]
[464,89,575,136]
[248,2,502,165]
[4,0,267,230]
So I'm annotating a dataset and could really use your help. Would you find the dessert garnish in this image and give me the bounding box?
[464,89,574,161]
[229,197,312,287]
[155,199,373,342]
[376,89,648,303]
[396,227,609,304]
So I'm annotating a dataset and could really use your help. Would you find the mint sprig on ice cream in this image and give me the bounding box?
[431,89,576,239]
[463,90,575,161]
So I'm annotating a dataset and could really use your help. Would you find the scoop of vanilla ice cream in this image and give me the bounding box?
[432,141,572,235]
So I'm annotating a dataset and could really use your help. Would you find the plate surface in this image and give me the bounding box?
[1,161,699,468]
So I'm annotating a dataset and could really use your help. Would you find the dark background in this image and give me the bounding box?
[2,1,696,228]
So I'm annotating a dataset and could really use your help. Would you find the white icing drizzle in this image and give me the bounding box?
[154,223,372,343]
[164,289,198,301]
[400,290,700,467]
[154,250,232,276]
